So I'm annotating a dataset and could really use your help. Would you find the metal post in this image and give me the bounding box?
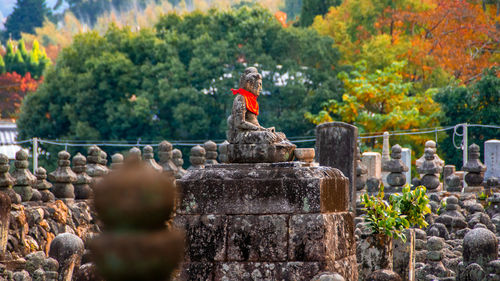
[462,123,468,168]
[462,123,468,189]
[33,137,38,173]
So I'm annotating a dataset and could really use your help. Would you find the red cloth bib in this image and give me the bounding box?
[231,88,259,115]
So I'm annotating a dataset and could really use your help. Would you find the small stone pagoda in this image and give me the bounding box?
[174,68,357,280]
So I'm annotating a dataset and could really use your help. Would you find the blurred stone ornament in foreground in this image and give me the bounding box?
[90,157,183,281]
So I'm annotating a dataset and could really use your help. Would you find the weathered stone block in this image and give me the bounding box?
[176,179,224,214]
[173,215,226,262]
[288,212,355,262]
[177,163,348,215]
[328,254,358,281]
[214,262,321,280]
[175,262,214,281]
[227,215,288,261]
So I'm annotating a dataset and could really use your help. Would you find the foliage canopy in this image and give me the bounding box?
[3,0,51,40]
[18,7,342,158]
[435,67,500,167]
[306,60,442,152]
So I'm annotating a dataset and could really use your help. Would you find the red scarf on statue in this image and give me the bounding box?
[231,88,259,115]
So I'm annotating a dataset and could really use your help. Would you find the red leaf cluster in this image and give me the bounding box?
[0,72,41,118]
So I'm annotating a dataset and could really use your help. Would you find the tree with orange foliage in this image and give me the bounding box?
[403,0,499,83]
[0,72,40,118]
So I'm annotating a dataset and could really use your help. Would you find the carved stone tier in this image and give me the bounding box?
[174,162,357,281]
[226,142,295,163]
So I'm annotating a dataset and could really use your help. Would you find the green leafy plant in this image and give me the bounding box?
[361,184,431,242]
[361,186,409,242]
[478,191,488,200]
[389,185,431,229]
[437,200,447,215]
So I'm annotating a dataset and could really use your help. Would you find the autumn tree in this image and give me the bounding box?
[403,0,500,83]
[305,60,442,151]
[0,72,39,118]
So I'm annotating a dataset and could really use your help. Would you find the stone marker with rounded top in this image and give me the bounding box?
[204,140,218,165]
[72,153,93,199]
[11,149,36,202]
[49,151,77,200]
[110,153,124,170]
[188,145,206,170]
[463,143,486,192]
[172,149,186,179]
[158,140,177,175]
[417,148,442,192]
[142,145,162,172]
[34,167,54,202]
[0,153,20,204]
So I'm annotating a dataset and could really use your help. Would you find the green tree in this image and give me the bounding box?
[0,55,5,74]
[282,0,302,21]
[298,0,341,27]
[18,7,342,167]
[435,67,500,167]
[306,60,442,153]
[3,0,51,40]
[4,41,26,75]
[27,40,51,79]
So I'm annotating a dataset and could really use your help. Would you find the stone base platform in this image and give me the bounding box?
[174,162,358,281]
[226,142,296,163]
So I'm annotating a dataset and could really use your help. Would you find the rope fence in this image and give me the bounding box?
[2,123,499,173]
[5,123,500,147]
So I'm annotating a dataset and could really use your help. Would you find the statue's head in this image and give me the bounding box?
[238,67,258,88]
[241,70,262,96]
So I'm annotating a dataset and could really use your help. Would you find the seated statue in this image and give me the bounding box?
[224,67,295,163]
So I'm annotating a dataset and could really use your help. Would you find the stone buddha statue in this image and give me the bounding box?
[224,67,295,163]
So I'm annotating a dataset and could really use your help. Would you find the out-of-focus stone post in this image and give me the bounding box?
[90,158,183,281]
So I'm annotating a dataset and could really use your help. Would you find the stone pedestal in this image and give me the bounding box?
[174,162,357,281]
[316,122,358,211]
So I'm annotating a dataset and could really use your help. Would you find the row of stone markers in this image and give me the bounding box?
[350,138,500,281]
[0,140,224,203]
[356,137,500,196]
[0,140,220,281]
